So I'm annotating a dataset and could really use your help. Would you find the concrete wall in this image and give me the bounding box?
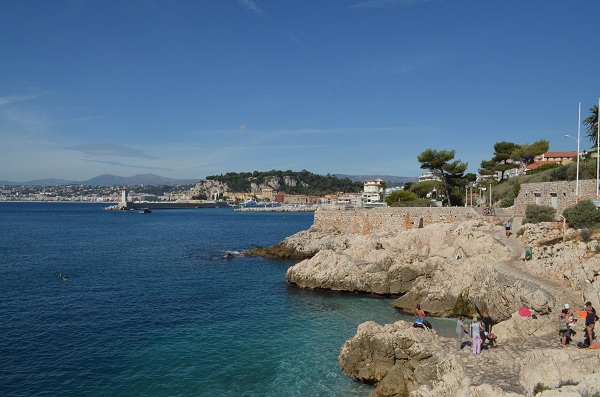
[513,179,598,215]
[313,207,479,235]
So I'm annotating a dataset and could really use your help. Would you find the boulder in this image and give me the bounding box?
[339,320,463,397]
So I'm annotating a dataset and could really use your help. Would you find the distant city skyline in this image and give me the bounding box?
[1,0,599,182]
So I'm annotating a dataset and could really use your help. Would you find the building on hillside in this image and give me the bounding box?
[337,192,363,207]
[362,179,386,205]
[274,192,286,203]
[259,187,274,201]
[526,151,577,173]
[418,172,441,183]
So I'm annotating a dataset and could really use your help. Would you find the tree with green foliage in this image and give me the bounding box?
[511,140,550,175]
[479,141,519,180]
[479,140,549,180]
[584,104,599,146]
[409,180,442,199]
[385,190,418,206]
[417,149,467,206]
[563,199,600,229]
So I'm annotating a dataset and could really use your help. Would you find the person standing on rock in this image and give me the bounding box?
[585,303,599,348]
[504,219,512,237]
[470,318,482,355]
[482,312,497,348]
[559,308,570,347]
[456,316,469,350]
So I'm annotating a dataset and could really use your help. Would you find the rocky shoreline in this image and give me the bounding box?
[254,207,600,396]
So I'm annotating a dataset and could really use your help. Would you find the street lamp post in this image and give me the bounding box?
[565,103,582,203]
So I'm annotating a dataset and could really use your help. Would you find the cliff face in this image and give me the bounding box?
[280,208,600,321]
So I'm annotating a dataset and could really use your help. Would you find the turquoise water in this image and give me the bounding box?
[0,203,454,397]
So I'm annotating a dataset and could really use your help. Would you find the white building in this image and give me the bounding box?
[362,179,386,206]
[418,172,441,182]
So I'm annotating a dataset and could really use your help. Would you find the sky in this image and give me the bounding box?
[1,0,600,183]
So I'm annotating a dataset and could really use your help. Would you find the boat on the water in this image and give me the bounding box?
[139,208,152,214]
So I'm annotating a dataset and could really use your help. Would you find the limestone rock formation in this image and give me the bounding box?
[519,349,600,396]
[285,220,559,320]
[338,320,464,397]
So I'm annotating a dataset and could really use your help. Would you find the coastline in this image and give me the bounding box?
[255,206,600,396]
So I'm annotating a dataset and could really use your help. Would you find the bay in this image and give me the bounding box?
[0,203,454,397]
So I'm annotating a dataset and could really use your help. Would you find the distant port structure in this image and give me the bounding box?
[104,187,227,210]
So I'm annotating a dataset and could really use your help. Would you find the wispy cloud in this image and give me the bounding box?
[66,143,159,159]
[0,94,44,106]
[83,159,172,171]
[238,0,263,15]
[351,0,434,8]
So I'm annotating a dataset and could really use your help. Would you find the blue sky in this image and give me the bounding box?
[1,0,599,182]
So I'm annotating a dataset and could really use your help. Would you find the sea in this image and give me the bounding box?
[0,203,455,397]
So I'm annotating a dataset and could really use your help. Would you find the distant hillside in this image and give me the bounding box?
[205,170,363,196]
[333,174,418,187]
[0,174,199,186]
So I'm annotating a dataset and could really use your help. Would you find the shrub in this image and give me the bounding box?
[516,228,525,236]
[385,190,418,206]
[532,163,562,173]
[523,204,556,224]
[581,228,592,242]
[533,383,552,395]
[563,199,600,229]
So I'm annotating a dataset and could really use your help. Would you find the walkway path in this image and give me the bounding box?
[440,213,585,395]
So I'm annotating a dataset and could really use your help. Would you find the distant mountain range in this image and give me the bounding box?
[0,173,418,187]
[0,174,200,186]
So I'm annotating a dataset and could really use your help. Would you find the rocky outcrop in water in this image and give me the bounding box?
[339,321,464,397]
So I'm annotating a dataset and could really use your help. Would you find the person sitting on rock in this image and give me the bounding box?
[415,304,432,329]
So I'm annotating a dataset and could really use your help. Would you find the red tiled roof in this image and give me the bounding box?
[527,160,561,170]
[543,151,577,158]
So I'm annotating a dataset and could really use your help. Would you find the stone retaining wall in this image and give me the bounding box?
[313,207,480,235]
[513,179,598,215]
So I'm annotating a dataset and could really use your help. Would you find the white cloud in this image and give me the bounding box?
[238,0,263,15]
[65,143,159,159]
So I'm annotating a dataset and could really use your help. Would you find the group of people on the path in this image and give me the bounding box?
[561,301,599,349]
[456,312,497,355]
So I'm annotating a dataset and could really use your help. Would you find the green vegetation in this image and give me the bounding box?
[385,190,417,206]
[206,170,363,196]
[479,140,549,180]
[583,103,598,145]
[523,204,556,224]
[416,149,469,206]
[533,383,552,395]
[563,199,600,229]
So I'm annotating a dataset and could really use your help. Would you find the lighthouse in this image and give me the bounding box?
[119,187,131,210]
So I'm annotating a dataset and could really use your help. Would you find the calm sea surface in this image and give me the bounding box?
[0,203,454,397]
